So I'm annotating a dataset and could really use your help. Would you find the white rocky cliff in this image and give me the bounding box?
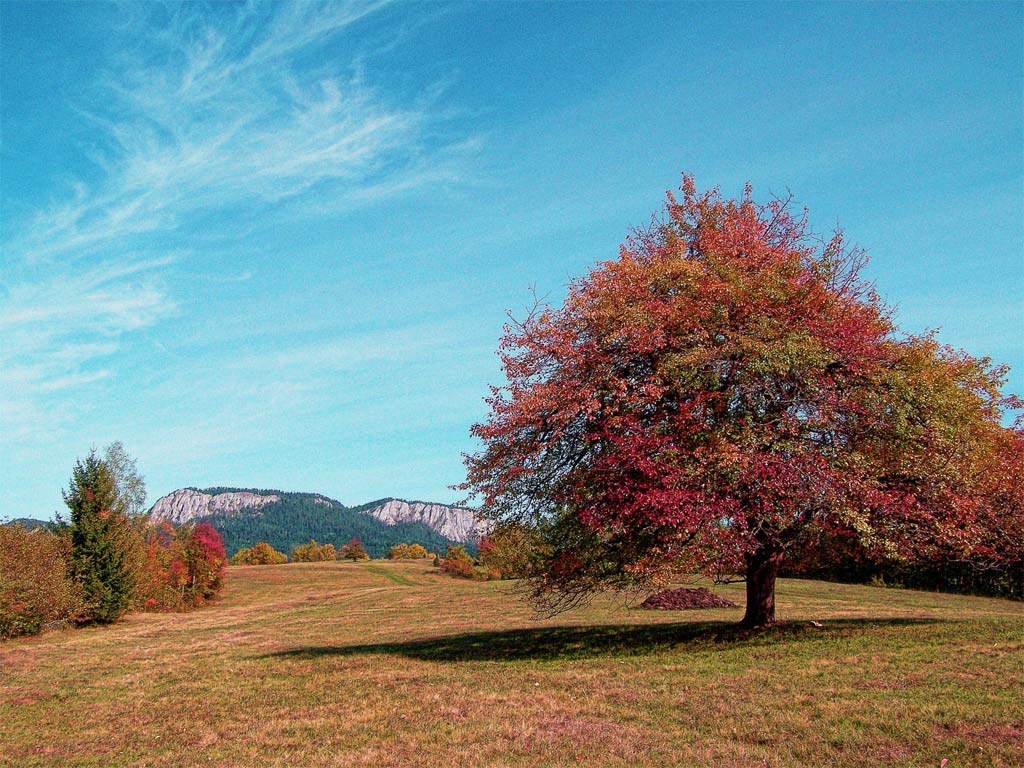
[367,499,485,543]
[148,488,484,543]
[149,488,280,524]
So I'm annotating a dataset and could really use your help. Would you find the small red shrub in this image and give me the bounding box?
[442,558,475,579]
[136,520,227,611]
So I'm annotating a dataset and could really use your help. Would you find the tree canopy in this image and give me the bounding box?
[463,176,1022,627]
[339,536,369,561]
[102,441,147,517]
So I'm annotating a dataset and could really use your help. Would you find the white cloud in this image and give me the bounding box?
[13,2,461,266]
[0,257,175,438]
[2,1,474,441]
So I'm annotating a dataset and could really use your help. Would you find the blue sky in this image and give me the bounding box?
[2,1,1021,519]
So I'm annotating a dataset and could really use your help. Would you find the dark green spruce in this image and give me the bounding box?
[63,452,134,623]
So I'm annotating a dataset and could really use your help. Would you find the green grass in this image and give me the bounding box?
[1,561,1022,767]
[360,561,418,586]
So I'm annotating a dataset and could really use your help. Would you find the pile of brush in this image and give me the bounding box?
[639,587,737,610]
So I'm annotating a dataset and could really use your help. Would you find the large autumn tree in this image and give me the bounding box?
[463,176,1022,628]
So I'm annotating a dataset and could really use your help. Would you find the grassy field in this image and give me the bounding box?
[2,561,1021,768]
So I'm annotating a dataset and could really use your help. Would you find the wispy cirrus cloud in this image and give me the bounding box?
[0,256,176,437]
[1,1,474,438]
[15,2,464,263]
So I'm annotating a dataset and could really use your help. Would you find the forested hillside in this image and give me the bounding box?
[170,491,461,558]
[5,518,50,530]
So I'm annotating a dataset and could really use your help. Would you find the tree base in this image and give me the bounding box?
[741,546,784,628]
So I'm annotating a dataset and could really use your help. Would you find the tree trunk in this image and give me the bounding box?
[740,545,784,628]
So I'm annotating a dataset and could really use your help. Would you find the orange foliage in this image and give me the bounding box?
[135,521,227,611]
[338,537,369,561]
[290,539,337,562]
[0,525,83,637]
[230,541,288,565]
[387,542,430,559]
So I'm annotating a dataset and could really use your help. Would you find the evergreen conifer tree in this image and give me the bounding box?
[63,451,134,623]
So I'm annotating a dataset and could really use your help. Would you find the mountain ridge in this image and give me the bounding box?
[148,487,485,558]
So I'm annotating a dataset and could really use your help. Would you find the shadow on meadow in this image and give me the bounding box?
[261,617,943,663]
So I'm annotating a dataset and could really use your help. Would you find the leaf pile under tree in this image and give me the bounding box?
[639,587,738,610]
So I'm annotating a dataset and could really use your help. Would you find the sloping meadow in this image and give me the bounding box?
[1,561,1021,767]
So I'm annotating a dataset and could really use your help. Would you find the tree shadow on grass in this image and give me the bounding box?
[260,617,945,663]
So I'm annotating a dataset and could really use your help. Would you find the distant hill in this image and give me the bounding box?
[148,488,484,558]
[3,518,51,531]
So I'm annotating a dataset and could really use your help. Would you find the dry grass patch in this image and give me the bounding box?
[2,560,1022,767]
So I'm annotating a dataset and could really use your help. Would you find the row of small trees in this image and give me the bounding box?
[229,536,372,565]
[1,446,228,639]
[226,535,512,580]
[230,541,289,565]
[387,542,432,560]
[227,531,535,581]
[290,539,337,561]
[228,538,449,566]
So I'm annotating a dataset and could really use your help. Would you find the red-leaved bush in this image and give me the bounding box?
[135,520,227,612]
